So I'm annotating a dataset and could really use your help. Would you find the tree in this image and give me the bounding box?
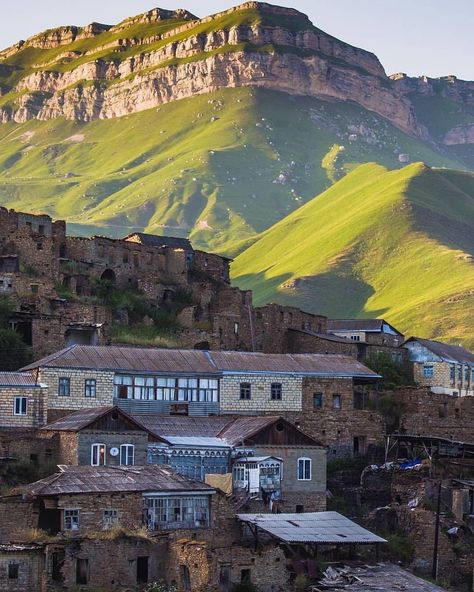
[364,352,413,390]
[0,328,31,371]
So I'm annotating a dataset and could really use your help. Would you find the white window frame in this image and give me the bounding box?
[91,443,106,466]
[64,508,80,531]
[297,457,312,481]
[120,444,135,466]
[13,396,27,416]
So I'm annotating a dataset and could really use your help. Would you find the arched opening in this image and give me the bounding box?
[194,341,210,351]
[101,269,116,284]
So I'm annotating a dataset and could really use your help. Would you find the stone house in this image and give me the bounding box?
[403,337,474,396]
[140,414,327,512]
[0,464,215,541]
[327,319,404,348]
[0,372,48,428]
[39,406,156,466]
[0,543,44,592]
[21,344,379,420]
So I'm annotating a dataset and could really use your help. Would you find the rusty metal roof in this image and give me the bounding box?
[41,406,151,434]
[22,346,379,379]
[21,345,219,374]
[237,512,387,544]
[22,465,214,496]
[0,372,41,387]
[210,351,379,378]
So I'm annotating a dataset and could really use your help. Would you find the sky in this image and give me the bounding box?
[1,1,473,80]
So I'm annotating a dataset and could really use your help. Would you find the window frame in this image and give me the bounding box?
[91,443,106,466]
[103,508,119,530]
[239,382,251,400]
[332,394,342,409]
[297,457,312,481]
[58,377,71,397]
[13,396,27,416]
[64,508,80,531]
[422,364,434,378]
[313,392,323,410]
[270,382,282,401]
[120,444,135,466]
[84,378,97,398]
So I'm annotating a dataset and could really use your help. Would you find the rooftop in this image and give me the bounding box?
[22,345,380,379]
[40,406,151,434]
[123,232,192,251]
[19,465,213,497]
[0,372,42,387]
[327,319,403,336]
[404,337,474,365]
[237,512,387,544]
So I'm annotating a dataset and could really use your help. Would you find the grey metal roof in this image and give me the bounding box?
[22,346,380,379]
[165,436,231,448]
[327,319,403,335]
[22,465,214,497]
[237,512,387,544]
[0,372,41,387]
[404,337,474,365]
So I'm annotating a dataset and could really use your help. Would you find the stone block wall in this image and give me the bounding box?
[0,546,43,592]
[220,374,303,412]
[0,385,47,428]
[412,362,473,396]
[394,386,474,441]
[0,428,58,466]
[38,368,115,415]
[286,329,358,357]
[77,430,149,466]
[284,377,384,457]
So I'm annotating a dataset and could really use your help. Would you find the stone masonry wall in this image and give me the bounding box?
[0,547,43,592]
[284,377,384,458]
[220,374,303,412]
[0,385,47,428]
[38,368,115,415]
[394,386,474,441]
[286,330,358,357]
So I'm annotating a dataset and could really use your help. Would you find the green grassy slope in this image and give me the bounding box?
[0,88,465,251]
[231,163,474,347]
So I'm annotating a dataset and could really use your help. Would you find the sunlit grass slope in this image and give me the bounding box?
[0,88,465,251]
[232,163,474,347]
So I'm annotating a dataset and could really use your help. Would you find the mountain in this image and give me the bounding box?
[231,163,474,348]
[0,2,474,251]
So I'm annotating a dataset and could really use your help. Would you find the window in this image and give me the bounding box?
[64,509,80,531]
[76,558,88,585]
[38,224,45,235]
[240,383,251,400]
[84,379,96,398]
[103,509,118,530]
[297,458,311,481]
[423,365,434,378]
[313,393,323,410]
[8,563,19,579]
[332,394,342,409]
[450,364,456,385]
[58,377,70,396]
[146,496,210,530]
[271,383,282,401]
[350,335,361,341]
[120,444,135,466]
[458,365,463,384]
[13,396,27,416]
[113,375,219,403]
[30,283,39,294]
[234,322,239,335]
[91,443,106,466]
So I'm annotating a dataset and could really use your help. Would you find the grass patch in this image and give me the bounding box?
[109,324,182,348]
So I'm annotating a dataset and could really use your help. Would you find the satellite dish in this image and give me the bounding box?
[110,447,119,457]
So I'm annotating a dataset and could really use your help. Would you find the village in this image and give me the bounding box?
[0,207,473,592]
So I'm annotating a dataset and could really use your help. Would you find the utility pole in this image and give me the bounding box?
[432,480,442,581]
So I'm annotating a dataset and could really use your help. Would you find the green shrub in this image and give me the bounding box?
[365,352,414,390]
[231,584,260,592]
[386,533,415,564]
[0,328,32,370]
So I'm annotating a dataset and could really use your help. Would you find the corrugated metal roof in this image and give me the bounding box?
[41,406,150,434]
[237,512,387,544]
[166,436,231,448]
[135,415,231,438]
[404,337,474,365]
[22,346,379,379]
[210,351,379,377]
[22,465,213,496]
[0,372,41,387]
[218,416,284,445]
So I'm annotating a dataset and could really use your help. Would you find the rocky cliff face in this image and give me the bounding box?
[0,2,427,137]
